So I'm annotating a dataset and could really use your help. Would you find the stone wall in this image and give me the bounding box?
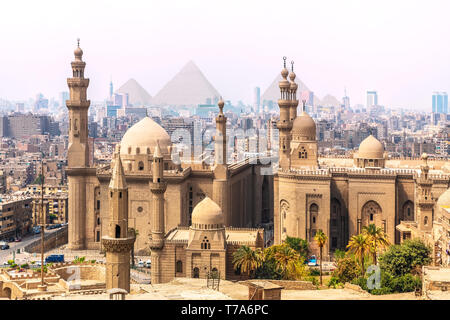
[24,227,68,253]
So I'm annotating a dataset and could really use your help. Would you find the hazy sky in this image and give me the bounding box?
[1,0,449,110]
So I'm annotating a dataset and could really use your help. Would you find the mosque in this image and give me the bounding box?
[272,58,450,261]
[65,43,270,284]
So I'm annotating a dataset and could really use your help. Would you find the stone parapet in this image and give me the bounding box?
[102,237,135,253]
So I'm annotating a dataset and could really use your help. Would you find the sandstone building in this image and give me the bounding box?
[65,43,273,258]
[273,59,450,256]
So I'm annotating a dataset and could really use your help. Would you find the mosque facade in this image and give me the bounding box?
[273,59,450,257]
[65,44,273,262]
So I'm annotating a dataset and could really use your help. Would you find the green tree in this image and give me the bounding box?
[313,230,328,285]
[272,244,308,280]
[379,239,431,277]
[232,246,263,278]
[284,236,309,260]
[362,224,390,265]
[347,234,369,276]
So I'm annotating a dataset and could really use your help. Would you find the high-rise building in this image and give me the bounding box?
[59,91,69,109]
[253,87,261,112]
[367,91,378,109]
[34,93,49,112]
[432,92,448,114]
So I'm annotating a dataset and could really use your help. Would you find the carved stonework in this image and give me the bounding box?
[102,237,135,253]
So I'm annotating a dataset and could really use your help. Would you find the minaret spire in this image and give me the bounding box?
[277,56,292,170]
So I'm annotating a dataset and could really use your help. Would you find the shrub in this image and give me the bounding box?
[379,239,431,277]
[7,260,14,265]
[370,287,393,295]
[351,276,369,291]
[309,268,320,276]
[327,276,343,288]
[306,276,319,286]
[332,257,359,283]
[20,263,29,269]
[333,249,346,261]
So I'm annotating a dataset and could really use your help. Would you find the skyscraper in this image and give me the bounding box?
[367,91,378,108]
[253,87,261,112]
[432,92,448,114]
[59,91,69,109]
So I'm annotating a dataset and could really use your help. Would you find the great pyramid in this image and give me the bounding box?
[116,78,152,106]
[151,60,221,106]
[320,94,342,107]
[261,74,322,106]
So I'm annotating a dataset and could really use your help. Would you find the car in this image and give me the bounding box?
[307,255,318,266]
[1,245,10,250]
[14,238,22,242]
[8,237,15,242]
[145,260,151,268]
[45,254,64,263]
[2,261,9,266]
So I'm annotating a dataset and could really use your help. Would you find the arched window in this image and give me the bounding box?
[310,203,319,225]
[202,237,210,250]
[138,161,144,171]
[115,225,121,238]
[402,201,414,222]
[424,216,428,226]
[362,201,382,228]
[176,260,183,273]
[136,147,140,154]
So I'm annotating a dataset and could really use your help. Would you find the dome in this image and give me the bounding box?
[291,112,316,140]
[120,117,171,156]
[191,197,224,228]
[357,135,384,159]
[74,47,83,60]
[437,188,450,209]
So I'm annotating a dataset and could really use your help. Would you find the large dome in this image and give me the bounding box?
[357,135,384,159]
[120,117,171,156]
[437,188,450,209]
[291,111,316,140]
[191,197,224,228]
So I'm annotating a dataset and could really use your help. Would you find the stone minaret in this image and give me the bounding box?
[277,57,292,170]
[67,39,91,249]
[149,143,167,284]
[416,153,434,233]
[288,61,298,123]
[213,98,230,225]
[102,145,135,292]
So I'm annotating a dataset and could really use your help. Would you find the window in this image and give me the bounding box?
[299,146,308,159]
[201,237,210,250]
[176,260,183,273]
[424,216,428,226]
[97,217,100,225]
[193,267,199,278]
[96,231,100,242]
[115,225,121,238]
[96,200,100,210]
[138,161,144,171]
[119,192,122,198]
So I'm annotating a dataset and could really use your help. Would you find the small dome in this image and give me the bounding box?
[191,197,224,227]
[291,112,316,140]
[357,135,384,159]
[437,188,450,209]
[74,46,83,60]
[120,117,171,156]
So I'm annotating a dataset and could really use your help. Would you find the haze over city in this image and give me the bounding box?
[1,0,450,110]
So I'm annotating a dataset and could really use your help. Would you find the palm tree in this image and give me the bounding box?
[347,234,369,276]
[128,228,139,267]
[232,245,263,278]
[362,224,390,265]
[313,230,328,285]
[272,244,304,280]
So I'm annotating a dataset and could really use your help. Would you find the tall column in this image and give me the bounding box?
[289,61,299,123]
[66,40,90,250]
[277,57,293,170]
[102,145,135,292]
[150,144,167,284]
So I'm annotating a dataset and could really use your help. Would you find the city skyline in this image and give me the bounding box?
[1,0,450,110]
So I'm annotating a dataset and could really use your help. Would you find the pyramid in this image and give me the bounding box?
[320,94,342,107]
[151,61,221,106]
[116,78,152,106]
[261,74,322,106]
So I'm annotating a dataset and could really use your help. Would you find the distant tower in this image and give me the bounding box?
[277,57,292,170]
[102,145,135,292]
[416,153,434,233]
[149,143,167,284]
[366,91,378,109]
[253,87,261,113]
[109,77,114,100]
[66,39,91,249]
[213,98,230,226]
[289,61,299,122]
